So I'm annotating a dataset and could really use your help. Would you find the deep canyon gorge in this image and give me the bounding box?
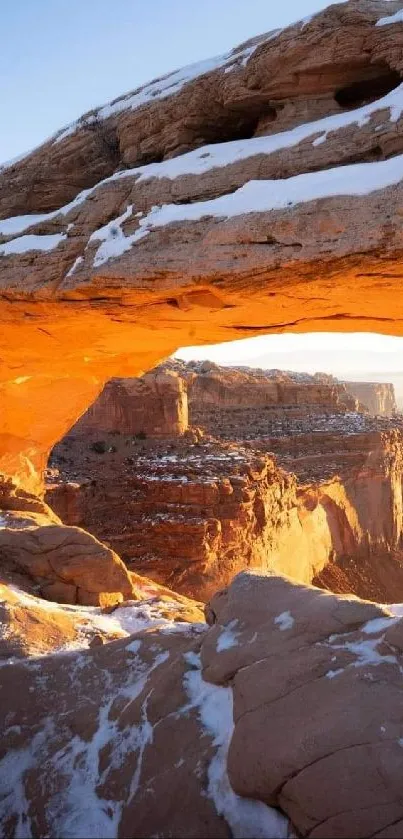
[4,1,403,836]
[45,361,403,605]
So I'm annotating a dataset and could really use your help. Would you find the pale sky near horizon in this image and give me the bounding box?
[175,334,403,405]
[1,0,345,164]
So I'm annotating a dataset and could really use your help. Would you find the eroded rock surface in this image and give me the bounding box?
[1,571,403,838]
[344,380,397,416]
[46,362,403,603]
[74,367,188,437]
[204,573,403,839]
[3,1,403,492]
[0,478,135,606]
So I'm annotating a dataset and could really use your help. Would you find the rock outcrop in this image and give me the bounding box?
[2,571,403,838]
[0,574,204,659]
[344,380,397,415]
[3,1,403,492]
[73,368,188,437]
[0,477,135,606]
[174,358,359,412]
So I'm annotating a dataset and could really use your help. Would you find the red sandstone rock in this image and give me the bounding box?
[0,483,135,606]
[1,571,403,838]
[47,411,403,603]
[344,381,397,416]
[74,368,188,437]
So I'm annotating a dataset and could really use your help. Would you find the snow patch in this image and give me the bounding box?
[0,187,93,238]
[327,635,399,669]
[66,255,84,277]
[89,204,135,267]
[362,615,400,634]
[274,611,295,631]
[0,233,67,256]
[376,9,403,26]
[133,83,403,183]
[126,152,403,248]
[183,654,288,838]
[216,619,240,652]
[385,603,403,618]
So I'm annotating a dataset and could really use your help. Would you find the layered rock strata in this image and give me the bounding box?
[73,368,188,437]
[344,380,397,415]
[3,2,403,492]
[46,418,403,602]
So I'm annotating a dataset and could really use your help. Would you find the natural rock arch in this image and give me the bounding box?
[2,0,403,494]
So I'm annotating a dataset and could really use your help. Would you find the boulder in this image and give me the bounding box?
[2,571,403,837]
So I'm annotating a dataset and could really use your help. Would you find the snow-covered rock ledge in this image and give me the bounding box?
[2,571,403,837]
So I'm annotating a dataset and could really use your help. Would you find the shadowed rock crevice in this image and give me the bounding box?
[334,64,401,109]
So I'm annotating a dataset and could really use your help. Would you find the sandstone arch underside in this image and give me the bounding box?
[3,0,403,493]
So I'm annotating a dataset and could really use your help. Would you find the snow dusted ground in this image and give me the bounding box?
[1,584,206,660]
[318,604,403,682]
[0,586,290,838]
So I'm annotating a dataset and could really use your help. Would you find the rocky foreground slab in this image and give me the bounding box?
[2,572,403,838]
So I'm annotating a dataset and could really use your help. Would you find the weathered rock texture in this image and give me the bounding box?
[3,0,403,493]
[2,571,403,838]
[46,416,403,602]
[344,380,397,415]
[175,358,359,412]
[0,477,136,606]
[0,573,204,659]
[74,368,188,437]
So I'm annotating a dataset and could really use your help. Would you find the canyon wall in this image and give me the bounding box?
[73,368,188,437]
[46,438,332,600]
[44,359,403,602]
[343,380,397,416]
[172,359,358,411]
[46,423,403,602]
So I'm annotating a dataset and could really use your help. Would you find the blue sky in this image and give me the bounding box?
[1,0,341,164]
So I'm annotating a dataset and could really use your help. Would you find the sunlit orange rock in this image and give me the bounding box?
[2,1,403,492]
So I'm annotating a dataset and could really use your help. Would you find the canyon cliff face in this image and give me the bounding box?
[43,360,403,602]
[343,380,397,415]
[47,438,332,600]
[46,416,403,602]
[173,359,359,412]
[3,1,403,493]
[73,368,188,437]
